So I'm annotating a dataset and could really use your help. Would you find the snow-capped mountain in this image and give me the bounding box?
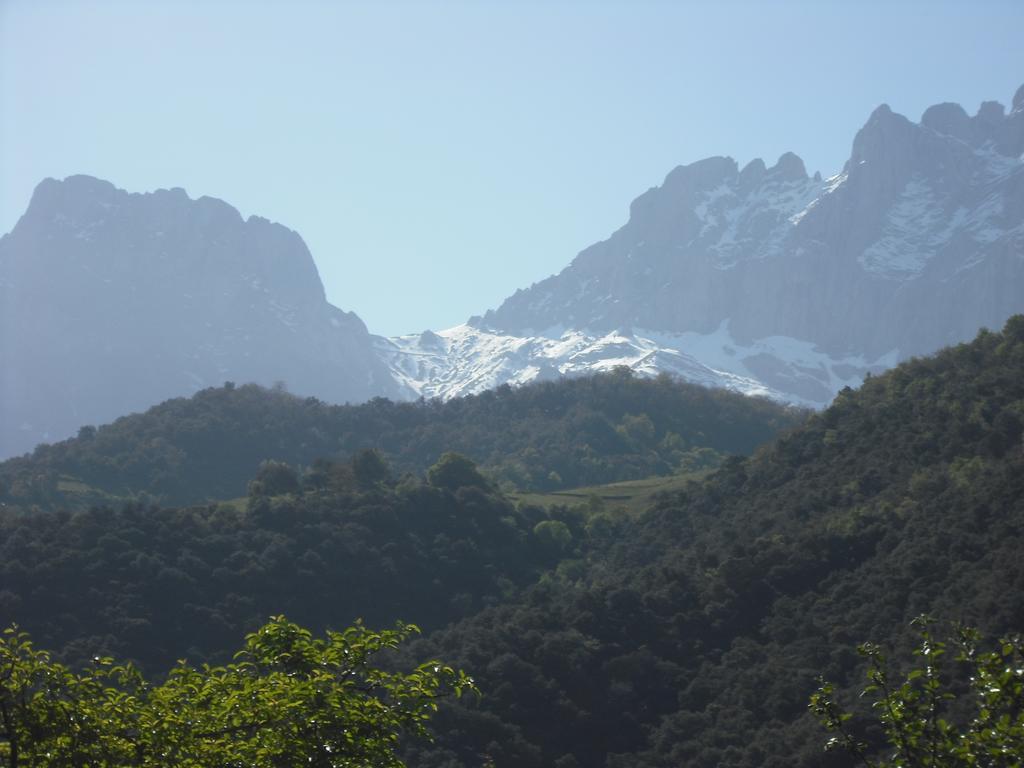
[378,322,896,408]
[383,85,1024,406]
[0,175,400,459]
[3,86,1021,457]
[377,325,784,402]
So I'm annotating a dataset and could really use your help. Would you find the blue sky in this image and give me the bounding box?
[2,0,1022,336]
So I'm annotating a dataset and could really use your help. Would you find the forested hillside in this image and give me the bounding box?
[1,319,1021,767]
[398,317,1024,768]
[0,451,570,672]
[0,371,803,509]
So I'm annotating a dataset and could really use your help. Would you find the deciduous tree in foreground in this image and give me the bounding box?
[811,618,1024,767]
[0,616,476,767]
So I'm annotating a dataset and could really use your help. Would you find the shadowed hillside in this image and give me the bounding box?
[0,370,805,509]
[400,316,1024,768]
[1,320,1022,767]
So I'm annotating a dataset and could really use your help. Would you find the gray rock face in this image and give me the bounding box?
[457,86,1024,403]
[0,175,399,459]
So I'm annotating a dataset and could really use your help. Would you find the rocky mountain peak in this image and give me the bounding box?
[653,156,736,204]
[848,103,916,168]
[0,176,398,459]
[976,100,1006,124]
[917,90,1024,155]
[738,158,767,187]
[193,194,245,224]
[628,156,737,230]
[408,87,1024,411]
[12,176,329,309]
[768,152,807,182]
[21,175,119,227]
[920,102,972,140]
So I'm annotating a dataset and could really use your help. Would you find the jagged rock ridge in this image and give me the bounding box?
[0,175,399,459]
[383,85,1024,406]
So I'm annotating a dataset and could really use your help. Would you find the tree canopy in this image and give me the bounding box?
[0,617,475,767]
[0,370,805,510]
[812,618,1024,768]
[2,319,1024,767]
[396,318,1024,768]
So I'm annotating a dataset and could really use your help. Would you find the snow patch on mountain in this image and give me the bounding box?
[859,177,964,277]
[858,143,1023,278]
[378,323,896,408]
[696,174,822,270]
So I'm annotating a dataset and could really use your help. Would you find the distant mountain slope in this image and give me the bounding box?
[377,324,788,402]
[0,175,399,459]
[386,84,1024,407]
[402,315,1024,768]
[0,371,805,509]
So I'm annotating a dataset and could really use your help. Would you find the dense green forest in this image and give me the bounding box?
[0,451,570,672]
[0,371,804,510]
[398,318,1024,767]
[2,318,1023,766]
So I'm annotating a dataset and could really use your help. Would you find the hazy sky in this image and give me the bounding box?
[2,1,1022,336]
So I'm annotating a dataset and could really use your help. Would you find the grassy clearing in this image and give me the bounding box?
[47,472,705,518]
[54,475,131,507]
[56,476,96,494]
[220,496,249,513]
[510,470,708,515]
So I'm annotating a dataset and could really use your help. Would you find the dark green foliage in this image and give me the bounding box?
[2,319,1023,766]
[427,453,490,491]
[0,453,561,674]
[352,448,392,488]
[395,318,1024,768]
[248,459,301,497]
[0,371,805,509]
[532,520,572,553]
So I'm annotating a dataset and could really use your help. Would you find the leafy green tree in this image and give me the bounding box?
[533,520,572,553]
[0,617,476,767]
[617,413,656,446]
[248,460,300,497]
[427,452,489,491]
[352,448,391,488]
[810,618,1024,767]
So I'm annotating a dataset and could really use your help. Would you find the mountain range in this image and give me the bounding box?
[2,84,1022,458]
[382,83,1024,406]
